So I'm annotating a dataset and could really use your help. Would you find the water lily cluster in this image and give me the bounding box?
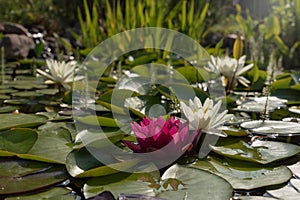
[123,97,227,160]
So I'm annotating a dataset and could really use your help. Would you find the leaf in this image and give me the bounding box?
[0,128,37,154]
[191,157,292,190]
[0,127,73,164]
[96,89,140,114]
[66,148,138,178]
[267,185,300,200]
[222,126,248,137]
[0,159,68,195]
[0,106,18,113]
[124,95,165,117]
[158,164,233,200]
[210,139,300,164]
[6,187,76,200]
[176,66,209,83]
[288,161,300,178]
[0,113,47,131]
[76,116,123,127]
[83,172,156,199]
[240,120,300,135]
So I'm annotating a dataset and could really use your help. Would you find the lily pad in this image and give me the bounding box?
[0,113,47,131]
[0,128,38,154]
[157,164,233,200]
[267,185,300,200]
[83,172,156,199]
[0,94,10,100]
[210,139,300,164]
[288,162,300,178]
[190,157,292,190]
[0,127,73,164]
[76,115,122,127]
[6,187,75,200]
[240,120,300,135]
[0,89,18,94]
[238,196,276,200]
[0,106,18,113]
[66,147,138,178]
[11,91,44,97]
[0,159,68,195]
[222,126,249,137]
[36,89,60,95]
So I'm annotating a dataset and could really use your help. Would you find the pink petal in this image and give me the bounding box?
[122,140,143,153]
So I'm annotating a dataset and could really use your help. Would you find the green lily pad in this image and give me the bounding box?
[0,128,37,154]
[74,129,125,149]
[0,89,18,94]
[157,164,233,200]
[66,148,138,178]
[124,95,166,117]
[210,139,300,164]
[36,89,60,95]
[96,89,140,114]
[0,159,68,195]
[0,127,73,164]
[26,127,73,164]
[6,187,75,200]
[0,106,18,113]
[0,113,47,131]
[267,185,300,200]
[76,115,122,127]
[3,99,32,105]
[0,157,50,177]
[11,91,44,97]
[83,172,156,199]
[0,94,10,100]
[222,126,249,137]
[241,120,300,135]
[190,157,292,190]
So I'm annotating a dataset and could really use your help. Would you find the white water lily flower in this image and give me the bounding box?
[207,55,253,89]
[180,97,228,132]
[37,59,84,90]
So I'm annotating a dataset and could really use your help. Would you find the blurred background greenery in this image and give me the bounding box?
[0,0,300,69]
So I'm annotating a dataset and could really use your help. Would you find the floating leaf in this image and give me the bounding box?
[157,164,233,200]
[11,91,44,97]
[0,113,47,131]
[83,172,156,199]
[0,159,68,195]
[222,126,249,137]
[36,89,60,95]
[210,139,300,164]
[0,128,37,154]
[76,115,122,127]
[288,161,300,178]
[241,120,300,135]
[0,106,18,113]
[238,196,276,200]
[6,187,76,200]
[190,157,292,190]
[66,148,138,178]
[267,185,300,200]
[0,127,73,164]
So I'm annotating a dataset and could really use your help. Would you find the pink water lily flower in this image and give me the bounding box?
[123,117,197,155]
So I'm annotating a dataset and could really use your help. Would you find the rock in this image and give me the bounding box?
[1,34,35,60]
[0,22,30,35]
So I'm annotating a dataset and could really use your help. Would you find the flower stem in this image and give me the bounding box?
[1,46,5,85]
